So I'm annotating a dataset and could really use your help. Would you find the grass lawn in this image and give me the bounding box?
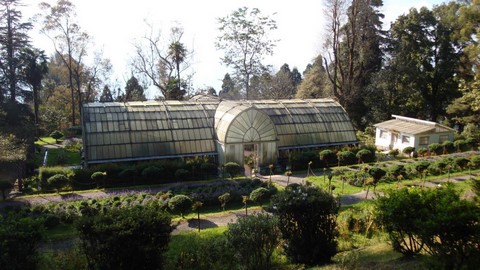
[35,137,59,146]
[44,148,81,166]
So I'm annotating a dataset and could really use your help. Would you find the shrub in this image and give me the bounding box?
[417,147,428,157]
[224,162,242,179]
[249,187,270,207]
[76,206,172,270]
[218,192,231,211]
[466,137,478,150]
[356,149,374,164]
[454,157,470,171]
[47,174,70,192]
[50,130,64,143]
[225,213,281,270]
[320,149,336,168]
[337,151,356,166]
[442,140,454,154]
[174,169,190,181]
[39,167,74,186]
[428,143,443,155]
[0,213,44,269]
[402,146,414,157]
[271,184,340,265]
[454,139,467,152]
[90,172,106,188]
[141,166,164,182]
[168,195,193,218]
[199,162,217,176]
[388,149,399,158]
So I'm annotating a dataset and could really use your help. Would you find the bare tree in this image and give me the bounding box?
[131,22,192,100]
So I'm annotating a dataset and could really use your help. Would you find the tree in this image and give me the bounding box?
[18,48,48,135]
[0,0,33,103]
[98,85,113,102]
[366,166,386,198]
[271,184,340,265]
[266,63,298,99]
[123,75,146,101]
[50,129,63,143]
[296,55,330,99]
[249,187,270,207]
[219,73,239,99]
[216,7,278,99]
[39,0,91,126]
[131,23,191,100]
[225,213,281,270]
[324,0,385,129]
[76,206,172,270]
[377,6,461,122]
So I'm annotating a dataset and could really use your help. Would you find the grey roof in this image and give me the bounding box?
[374,115,455,135]
[82,98,357,164]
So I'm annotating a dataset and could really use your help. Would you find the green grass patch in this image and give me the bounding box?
[306,175,363,195]
[44,224,77,242]
[45,148,80,166]
[36,137,58,146]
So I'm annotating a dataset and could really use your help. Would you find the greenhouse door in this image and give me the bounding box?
[244,144,258,176]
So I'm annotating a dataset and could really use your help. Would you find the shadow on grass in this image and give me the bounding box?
[187,218,218,230]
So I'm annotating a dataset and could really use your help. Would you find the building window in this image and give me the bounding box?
[380,130,387,139]
[439,135,449,143]
[419,136,429,145]
[402,135,410,144]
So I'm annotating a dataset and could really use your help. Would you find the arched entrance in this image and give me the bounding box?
[215,102,277,174]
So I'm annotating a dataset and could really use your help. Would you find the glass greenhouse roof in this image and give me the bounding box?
[82,100,220,164]
[82,98,357,165]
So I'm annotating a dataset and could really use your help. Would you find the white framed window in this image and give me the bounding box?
[380,130,388,139]
[402,135,410,144]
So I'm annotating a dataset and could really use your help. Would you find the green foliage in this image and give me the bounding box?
[141,166,164,181]
[90,171,106,187]
[225,213,281,270]
[271,184,340,265]
[164,228,235,270]
[0,213,44,270]
[454,139,467,152]
[402,146,414,156]
[320,149,336,167]
[442,140,454,154]
[218,192,231,211]
[388,149,399,158]
[376,186,480,269]
[356,149,374,164]
[249,187,270,206]
[224,162,242,179]
[47,174,70,192]
[337,151,356,166]
[454,157,470,170]
[0,180,13,200]
[168,194,193,218]
[75,206,172,270]
[49,130,64,143]
[428,143,443,155]
[174,168,190,181]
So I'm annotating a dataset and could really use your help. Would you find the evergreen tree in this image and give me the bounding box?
[124,76,146,101]
[0,0,33,103]
[99,85,113,102]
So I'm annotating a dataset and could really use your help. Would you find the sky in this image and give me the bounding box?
[21,0,447,97]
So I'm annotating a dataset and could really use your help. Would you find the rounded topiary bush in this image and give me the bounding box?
[47,174,70,192]
[168,194,193,218]
[174,169,190,181]
[402,146,414,157]
[141,166,164,182]
[428,143,443,155]
[224,162,243,179]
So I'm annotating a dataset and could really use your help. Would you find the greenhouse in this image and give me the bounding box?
[81,97,357,169]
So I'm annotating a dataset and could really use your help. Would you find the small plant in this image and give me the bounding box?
[402,146,414,157]
[91,172,107,188]
[218,192,231,211]
[47,174,70,192]
[224,162,242,179]
[168,194,193,218]
[50,130,64,144]
[250,187,270,207]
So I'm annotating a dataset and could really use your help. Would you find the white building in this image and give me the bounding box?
[374,115,456,152]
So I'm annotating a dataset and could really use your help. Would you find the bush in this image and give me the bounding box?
[168,195,193,218]
[225,213,281,270]
[224,162,242,179]
[388,149,399,158]
[337,151,356,166]
[356,149,374,164]
[417,147,428,157]
[454,139,468,152]
[141,166,164,182]
[218,192,231,211]
[39,167,74,187]
[47,174,70,192]
[76,206,172,270]
[376,186,480,269]
[428,143,443,155]
[249,187,270,207]
[90,172,106,188]
[442,140,454,154]
[174,169,190,181]
[402,146,414,157]
[0,213,44,270]
[50,130,64,143]
[320,149,337,168]
[271,184,340,265]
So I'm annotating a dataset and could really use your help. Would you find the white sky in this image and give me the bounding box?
[21,0,446,96]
